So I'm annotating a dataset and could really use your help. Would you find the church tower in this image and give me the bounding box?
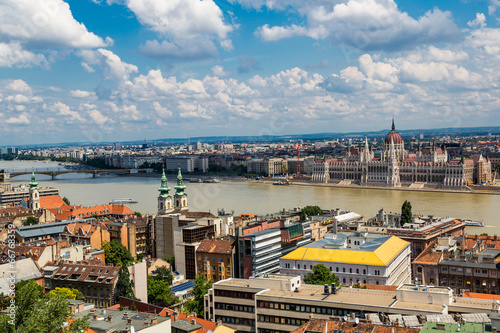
[174,167,188,211]
[157,168,173,215]
[28,171,40,211]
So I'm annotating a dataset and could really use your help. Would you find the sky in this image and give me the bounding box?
[1,0,500,145]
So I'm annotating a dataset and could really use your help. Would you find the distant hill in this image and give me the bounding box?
[11,126,500,148]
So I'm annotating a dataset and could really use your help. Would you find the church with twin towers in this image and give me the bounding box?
[312,120,492,188]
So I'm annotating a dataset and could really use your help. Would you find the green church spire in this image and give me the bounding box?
[28,171,38,189]
[158,168,171,197]
[174,167,186,195]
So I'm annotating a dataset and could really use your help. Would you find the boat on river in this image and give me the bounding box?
[463,220,485,227]
[109,198,138,204]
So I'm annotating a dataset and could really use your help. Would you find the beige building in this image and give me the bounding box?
[312,121,491,188]
[205,275,499,333]
[247,158,288,176]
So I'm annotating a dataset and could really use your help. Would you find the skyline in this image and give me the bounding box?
[1,0,500,145]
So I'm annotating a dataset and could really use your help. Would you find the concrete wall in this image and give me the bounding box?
[128,261,148,303]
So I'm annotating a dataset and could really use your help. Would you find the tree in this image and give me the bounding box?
[115,266,138,302]
[300,205,323,220]
[62,197,70,205]
[103,240,134,267]
[0,280,89,333]
[154,266,173,285]
[401,200,412,226]
[23,216,37,226]
[147,277,178,307]
[165,255,176,272]
[48,287,83,300]
[304,264,339,286]
[134,211,142,217]
[185,273,213,318]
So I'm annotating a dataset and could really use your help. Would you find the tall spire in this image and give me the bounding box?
[174,167,186,195]
[392,118,395,131]
[158,168,171,197]
[28,171,38,189]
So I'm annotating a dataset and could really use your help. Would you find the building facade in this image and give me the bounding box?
[311,121,491,188]
[44,259,119,308]
[196,239,235,282]
[280,232,411,286]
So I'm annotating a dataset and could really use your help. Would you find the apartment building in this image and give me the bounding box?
[247,158,288,176]
[44,259,120,308]
[196,239,235,282]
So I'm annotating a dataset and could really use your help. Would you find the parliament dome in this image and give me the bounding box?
[385,119,403,145]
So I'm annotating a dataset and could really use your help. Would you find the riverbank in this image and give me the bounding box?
[251,179,500,195]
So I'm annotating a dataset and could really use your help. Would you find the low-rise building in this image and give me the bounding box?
[280,232,411,286]
[196,239,235,282]
[75,308,171,333]
[44,259,120,308]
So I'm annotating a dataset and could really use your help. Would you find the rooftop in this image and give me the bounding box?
[281,233,409,266]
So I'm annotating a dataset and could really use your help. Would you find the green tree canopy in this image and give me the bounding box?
[147,277,178,307]
[62,197,70,205]
[304,264,339,286]
[185,273,213,318]
[401,200,412,226]
[165,255,175,272]
[102,240,134,267]
[0,280,89,333]
[300,205,323,220]
[115,266,138,302]
[23,216,37,226]
[47,287,83,300]
[154,265,173,285]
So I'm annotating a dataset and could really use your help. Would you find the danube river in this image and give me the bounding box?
[1,160,499,235]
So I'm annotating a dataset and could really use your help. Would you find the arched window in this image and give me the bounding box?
[298,264,300,269]
[336,267,339,273]
[330,267,332,272]
[343,268,346,273]
[349,268,352,273]
[363,269,366,274]
[356,269,359,274]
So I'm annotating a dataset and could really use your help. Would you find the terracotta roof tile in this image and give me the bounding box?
[196,239,235,255]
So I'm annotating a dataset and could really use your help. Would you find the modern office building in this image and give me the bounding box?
[205,275,499,333]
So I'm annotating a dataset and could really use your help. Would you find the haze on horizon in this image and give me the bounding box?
[1,0,500,146]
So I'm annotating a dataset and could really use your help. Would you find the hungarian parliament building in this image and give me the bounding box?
[311,121,492,188]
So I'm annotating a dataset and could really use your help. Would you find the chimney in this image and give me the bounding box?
[127,318,133,325]
[173,311,179,321]
[151,317,158,326]
[93,313,97,320]
[493,327,497,333]
[78,302,84,313]
[331,283,337,294]
[191,318,196,325]
[107,315,112,322]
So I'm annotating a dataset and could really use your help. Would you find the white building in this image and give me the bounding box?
[280,232,411,286]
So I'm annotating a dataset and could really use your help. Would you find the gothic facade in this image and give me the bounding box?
[312,121,491,188]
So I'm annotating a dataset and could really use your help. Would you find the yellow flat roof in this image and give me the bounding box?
[281,236,409,266]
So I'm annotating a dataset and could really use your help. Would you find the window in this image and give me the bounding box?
[343,268,346,273]
[336,267,339,273]
[349,268,352,273]
[356,269,359,274]
[198,264,202,270]
[442,267,448,272]
[363,269,366,274]
[482,270,488,274]
[298,264,300,269]
[310,265,313,270]
[417,267,422,273]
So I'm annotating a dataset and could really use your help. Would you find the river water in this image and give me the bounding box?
[1,160,499,235]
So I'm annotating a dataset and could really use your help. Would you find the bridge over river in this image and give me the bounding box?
[0,168,150,182]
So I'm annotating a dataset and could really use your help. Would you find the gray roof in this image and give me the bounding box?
[171,318,202,331]
[74,309,170,332]
[304,232,392,252]
[15,221,71,239]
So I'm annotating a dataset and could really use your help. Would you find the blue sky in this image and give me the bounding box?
[0,0,500,145]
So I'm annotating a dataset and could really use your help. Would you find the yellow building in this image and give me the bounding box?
[279,232,411,286]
